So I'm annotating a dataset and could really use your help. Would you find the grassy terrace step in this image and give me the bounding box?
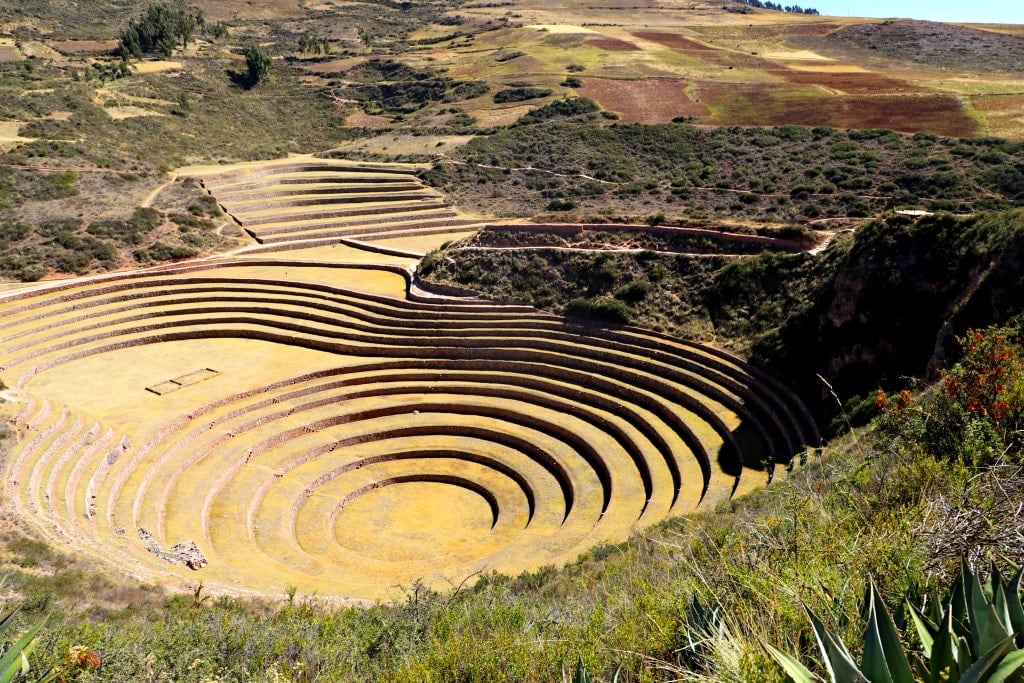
[198,161,475,250]
[239,199,450,228]
[230,191,442,218]
[111,362,716,527]
[6,368,712,593]
[199,163,416,189]
[9,402,66,492]
[208,174,421,193]
[127,381,665,527]
[64,426,116,521]
[0,245,817,596]
[247,209,461,237]
[162,404,611,545]
[29,412,86,529]
[6,317,744,478]
[25,313,790,466]
[212,182,426,202]
[355,222,491,242]
[0,262,535,321]
[254,218,473,245]
[0,313,786,497]
[13,409,73,524]
[2,280,774,413]
[0,270,806,473]
[247,210,460,240]
[134,399,628,587]
[207,178,419,196]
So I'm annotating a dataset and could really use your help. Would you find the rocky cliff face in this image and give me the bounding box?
[755,210,1024,428]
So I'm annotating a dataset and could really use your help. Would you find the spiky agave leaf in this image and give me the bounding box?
[907,600,938,657]
[985,650,1024,683]
[563,656,592,683]
[0,615,48,683]
[951,560,973,651]
[860,581,915,683]
[968,568,1013,657]
[930,606,963,683]
[959,634,1023,683]
[806,606,870,683]
[764,641,822,683]
[770,561,1024,683]
[1005,568,1024,647]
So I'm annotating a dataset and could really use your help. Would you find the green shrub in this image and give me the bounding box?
[514,97,599,125]
[243,44,271,87]
[45,171,77,188]
[614,279,652,304]
[494,87,552,104]
[133,242,198,262]
[565,296,634,324]
[546,198,576,211]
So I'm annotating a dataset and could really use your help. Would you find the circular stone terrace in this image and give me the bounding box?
[0,158,820,602]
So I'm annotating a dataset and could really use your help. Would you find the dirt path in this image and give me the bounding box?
[452,245,741,258]
[140,173,177,208]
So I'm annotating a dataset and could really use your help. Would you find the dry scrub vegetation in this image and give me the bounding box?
[424,118,1024,225]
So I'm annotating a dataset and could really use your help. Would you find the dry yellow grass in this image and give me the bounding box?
[371,230,481,256]
[0,121,34,151]
[0,37,22,62]
[104,106,164,121]
[131,60,183,74]
[525,24,598,34]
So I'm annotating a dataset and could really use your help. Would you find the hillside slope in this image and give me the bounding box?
[426,210,1024,429]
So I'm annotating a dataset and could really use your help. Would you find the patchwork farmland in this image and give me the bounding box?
[0,160,818,601]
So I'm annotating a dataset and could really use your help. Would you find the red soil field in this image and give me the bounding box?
[632,32,716,51]
[577,78,708,124]
[584,37,640,51]
[697,82,978,137]
[776,70,927,95]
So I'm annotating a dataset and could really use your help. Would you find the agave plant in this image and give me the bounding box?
[676,593,733,672]
[0,607,54,683]
[562,656,622,683]
[765,560,1024,683]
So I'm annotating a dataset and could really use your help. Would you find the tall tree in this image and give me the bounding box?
[244,44,271,87]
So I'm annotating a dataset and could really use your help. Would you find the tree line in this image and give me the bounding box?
[117,2,205,59]
[732,0,820,14]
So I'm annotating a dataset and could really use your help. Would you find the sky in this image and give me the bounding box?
[806,0,1024,24]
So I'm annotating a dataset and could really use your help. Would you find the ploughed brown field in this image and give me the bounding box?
[577,78,708,123]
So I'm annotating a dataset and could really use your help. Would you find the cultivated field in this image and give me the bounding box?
[0,160,819,601]
[194,157,485,247]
